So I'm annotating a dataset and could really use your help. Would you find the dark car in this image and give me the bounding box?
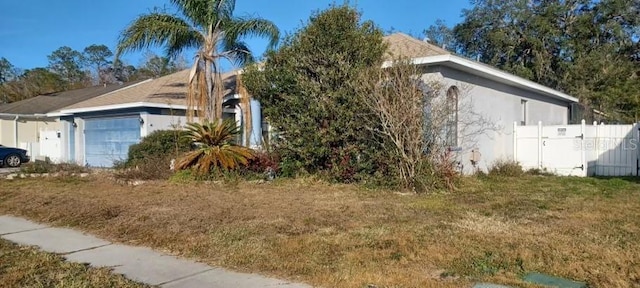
[0,145,30,167]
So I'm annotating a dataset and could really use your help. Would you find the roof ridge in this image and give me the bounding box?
[390,32,451,54]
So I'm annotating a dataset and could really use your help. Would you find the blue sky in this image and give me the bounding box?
[0,0,469,70]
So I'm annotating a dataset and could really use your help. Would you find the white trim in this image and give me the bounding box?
[0,113,51,119]
[50,93,243,117]
[383,54,578,103]
[50,102,188,116]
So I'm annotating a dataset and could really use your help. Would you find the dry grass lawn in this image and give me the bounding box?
[0,175,639,287]
[0,238,149,287]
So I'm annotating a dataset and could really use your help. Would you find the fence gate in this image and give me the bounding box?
[514,121,639,177]
[39,130,62,163]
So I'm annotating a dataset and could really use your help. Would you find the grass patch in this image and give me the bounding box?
[1,176,639,287]
[0,239,148,287]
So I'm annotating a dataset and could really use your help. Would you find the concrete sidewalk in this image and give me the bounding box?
[0,215,311,288]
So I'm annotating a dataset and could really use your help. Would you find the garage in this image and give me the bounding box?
[84,116,141,167]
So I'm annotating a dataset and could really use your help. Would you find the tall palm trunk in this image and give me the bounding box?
[204,58,214,120]
[237,73,252,146]
[213,61,224,120]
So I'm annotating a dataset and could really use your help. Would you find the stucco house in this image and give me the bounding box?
[48,70,262,167]
[384,33,578,172]
[0,82,144,162]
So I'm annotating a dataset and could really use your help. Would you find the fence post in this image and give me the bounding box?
[538,121,543,169]
[581,119,587,177]
[636,123,640,176]
[513,122,518,162]
[594,121,600,176]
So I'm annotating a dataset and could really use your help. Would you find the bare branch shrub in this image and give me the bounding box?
[360,59,499,191]
[359,60,434,190]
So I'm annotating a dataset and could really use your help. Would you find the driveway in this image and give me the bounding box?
[0,168,20,174]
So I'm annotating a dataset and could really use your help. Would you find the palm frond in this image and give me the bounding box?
[212,0,236,28]
[169,0,213,28]
[178,120,254,174]
[166,29,205,59]
[220,40,253,66]
[116,13,203,59]
[225,17,280,49]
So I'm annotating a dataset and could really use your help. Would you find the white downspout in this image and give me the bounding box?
[14,115,19,147]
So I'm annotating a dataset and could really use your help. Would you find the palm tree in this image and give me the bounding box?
[176,120,255,174]
[116,0,279,121]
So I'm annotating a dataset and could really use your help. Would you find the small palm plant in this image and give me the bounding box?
[176,120,254,175]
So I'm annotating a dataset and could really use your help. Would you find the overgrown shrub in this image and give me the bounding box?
[244,6,473,191]
[125,129,190,167]
[20,160,89,174]
[488,160,524,177]
[243,5,390,183]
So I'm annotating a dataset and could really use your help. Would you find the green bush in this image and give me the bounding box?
[125,130,190,167]
[243,6,390,183]
[488,160,524,177]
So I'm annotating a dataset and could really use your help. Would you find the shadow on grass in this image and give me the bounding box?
[592,176,640,184]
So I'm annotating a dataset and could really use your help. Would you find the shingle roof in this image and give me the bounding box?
[62,69,238,111]
[383,33,450,59]
[0,81,144,115]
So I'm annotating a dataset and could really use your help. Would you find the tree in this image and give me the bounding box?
[423,19,457,53]
[0,57,17,84]
[137,53,183,78]
[243,5,390,181]
[47,46,88,87]
[0,68,66,102]
[83,44,113,84]
[111,59,138,82]
[449,0,640,122]
[116,0,279,121]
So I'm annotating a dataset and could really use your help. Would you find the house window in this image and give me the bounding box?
[521,99,528,125]
[445,86,459,148]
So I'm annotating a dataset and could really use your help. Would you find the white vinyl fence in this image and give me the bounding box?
[514,120,639,177]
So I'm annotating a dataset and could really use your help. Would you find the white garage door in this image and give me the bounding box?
[84,116,141,167]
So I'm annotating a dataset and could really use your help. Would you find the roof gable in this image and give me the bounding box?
[383,33,450,59]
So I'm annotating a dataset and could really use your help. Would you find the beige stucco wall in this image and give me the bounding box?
[0,118,61,148]
[0,120,14,146]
